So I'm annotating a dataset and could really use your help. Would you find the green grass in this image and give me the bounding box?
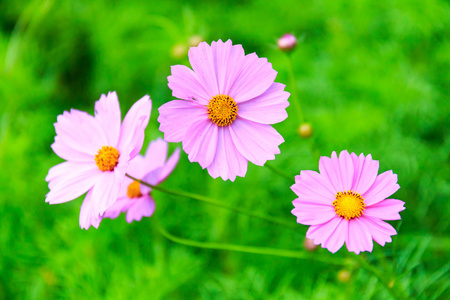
[0,0,449,299]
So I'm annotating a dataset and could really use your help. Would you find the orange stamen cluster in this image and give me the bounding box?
[207,94,238,126]
[127,181,143,198]
[94,146,120,172]
[332,190,365,220]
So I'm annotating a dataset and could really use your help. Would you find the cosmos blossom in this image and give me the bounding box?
[158,39,290,181]
[45,92,152,229]
[291,150,405,254]
[102,138,180,224]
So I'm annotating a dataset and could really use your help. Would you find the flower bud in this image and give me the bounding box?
[298,122,313,138]
[171,43,187,59]
[277,33,297,52]
[337,270,351,283]
[188,35,204,47]
[304,238,319,252]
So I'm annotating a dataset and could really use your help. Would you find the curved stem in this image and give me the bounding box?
[157,220,353,266]
[355,256,408,300]
[126,174,298,231]
[286,53,304,123]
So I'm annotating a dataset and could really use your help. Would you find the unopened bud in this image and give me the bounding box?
[188,35,204,47]
[304,238,318,252]
[337,270,351,283]
[298,122,313,138]
[172,43,187,59]
[277,33,297,52]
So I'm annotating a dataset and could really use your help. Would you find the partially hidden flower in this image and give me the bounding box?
[277,33,297,51]
[158,39,290,181]
[291,150,405,254]
[102,138,180,223]
[45,92,152,229]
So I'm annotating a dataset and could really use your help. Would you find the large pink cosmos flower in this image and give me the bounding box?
[291,150,405,254]
[158,39,290,181]
[102,138,180,225]
[45,92,152,229]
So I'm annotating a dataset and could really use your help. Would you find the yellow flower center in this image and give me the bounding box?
[332,190,365,220]
[127,181,143,198]
[207,94,238,126]
[94,146,120,172]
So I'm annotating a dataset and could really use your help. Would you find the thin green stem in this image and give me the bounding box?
[286,53,304,123]
[355,256,408,300]
[156,220,353,266]
[265,164,293,181]
[126,174,298,231]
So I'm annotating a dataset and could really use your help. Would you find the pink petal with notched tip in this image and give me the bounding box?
[168,65,210,105]
[322,219,348,253]
[94,92,121,147]
[291,171,335,205]
[46,162,100,204]
[207,126,248,181]
[188,42,220,96]
[363,170,400,206]
[79,189,102,230]
[229,118,283,166]
[291,203,336,225]
[158,100,207,143]
[346,219,374,254]
[358,216,396,246]
[338,150,354,191]
[351,153,379,195]
[237,82,290,125]
[306,217,343,251]
[126,195,155,223]
[118,95,151,160]
[183,119,218,169]
[364,199,405,220]
[52,109,107,160]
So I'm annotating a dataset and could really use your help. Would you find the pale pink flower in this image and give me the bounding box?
[158,39,290,181]
[102,138,180,223]
[291,150,405,254]
[277,33,297,51]
[45,92,152,229]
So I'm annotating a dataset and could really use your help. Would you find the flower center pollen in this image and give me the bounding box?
[332,190,365,220]
[95,146,120,172]
[207,94,238,126]
[127,181,142,198]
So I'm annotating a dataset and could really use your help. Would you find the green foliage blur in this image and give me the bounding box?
[1,0,449,299]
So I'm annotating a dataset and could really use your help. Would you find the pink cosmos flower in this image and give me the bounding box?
[45,92,152,229]
[158,39,290,181]
[291,150,405,254]
[102,138,180,224]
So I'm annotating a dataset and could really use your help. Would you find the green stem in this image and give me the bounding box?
[286,53,304,123]
[157,220,353,266]
[355,256,408,300]
[126,174,298,231]
[265,164,293,181]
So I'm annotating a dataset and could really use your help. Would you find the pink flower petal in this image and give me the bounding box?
[118,95,152,160]
[102,196,131,220]
[290,170,335,205]
[291,201,336,225]
[183,119,218,168]
[363,170,400,206]
[207,126,248,181]
[318,152,342,192]
[53,109,107,161]
[126,195,155,223]
[364,199,405,220]
[158,100,207,142]
[229,118,283,166]
[322,218,348,253]
[143,138,168,174]
[229,53,277,103]
[46,162,100,204]
[91,171,123,214]
[306,217,342,248]
[125,155,145,180]
[94,92,121,146]
[338,150,354,191]
[346,219,373,254]
[168,65,210,105]
[79,189,102,230]
[351,153,379,194]
[237,82,290,124]
[158,148,180,183]
[358,216,397,246]
[188,41,219,96]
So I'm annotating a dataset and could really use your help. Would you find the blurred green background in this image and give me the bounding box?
[1,0,449,299]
